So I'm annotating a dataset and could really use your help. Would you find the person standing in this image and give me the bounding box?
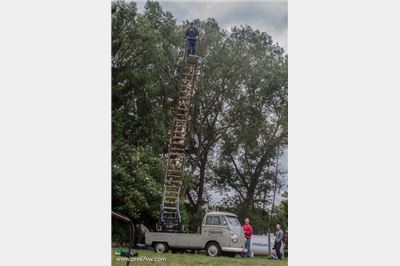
[185,22,199,55]
[241,218,253,258]
[274,224,284,260]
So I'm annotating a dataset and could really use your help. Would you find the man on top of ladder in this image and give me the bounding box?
[185,22,199,56]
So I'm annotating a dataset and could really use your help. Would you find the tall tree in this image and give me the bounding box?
[183,19,236,218]
[212,26,288,216]
[112,0,181,227]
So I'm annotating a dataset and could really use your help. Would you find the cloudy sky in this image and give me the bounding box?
[136,1,288,52]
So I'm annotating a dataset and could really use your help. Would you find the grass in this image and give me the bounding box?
[112,248,288,266]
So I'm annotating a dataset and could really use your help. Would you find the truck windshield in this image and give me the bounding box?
[226,216,241,227]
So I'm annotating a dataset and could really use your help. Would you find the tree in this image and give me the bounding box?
[212,26,288,217]
[111,1,288,236]
[112,0,179,228]
[182,19,238,229]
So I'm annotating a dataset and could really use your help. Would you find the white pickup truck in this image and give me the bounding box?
[145,211,246,257]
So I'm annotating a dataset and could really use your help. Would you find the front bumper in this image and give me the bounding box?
[221,247,247,253]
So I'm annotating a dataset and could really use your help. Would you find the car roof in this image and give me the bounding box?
[206,211,238,217]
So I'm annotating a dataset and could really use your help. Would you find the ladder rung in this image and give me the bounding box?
[173,132,186,136]
[163,206,178,210]
[167,175,181,178]
[171,141,185,145]
[171,143,185,147]
[166,176,182,179]
[172,134,185,138]
[165,185,179,189]
[173,130,186,134]
[164,201,177,204]
[163,210,177,213]
[168,157,183,162]
[168,169,181,172]
[166,180,182,183]
[167,169,181,173]
[173,126,186,129]
[165,193,179,197]
[170,151,184,155]
[169,152,184,156]
[170,145,185,150]
[165,190,180,193]
[171,147,185,151]
[165,191,179,195]
[165,191,179,194]
[166,178,181,182]
[170,142,185,145]
[173,127,187,131]
[168,165,181,170]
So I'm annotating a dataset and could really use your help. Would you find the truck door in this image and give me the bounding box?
[202,215,230,248]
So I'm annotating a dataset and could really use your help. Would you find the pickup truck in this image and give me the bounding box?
[145,211,246,257]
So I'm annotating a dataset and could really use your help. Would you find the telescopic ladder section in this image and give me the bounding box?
[159,44,200,232]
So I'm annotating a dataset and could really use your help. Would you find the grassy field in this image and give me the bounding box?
[112,248,288,266]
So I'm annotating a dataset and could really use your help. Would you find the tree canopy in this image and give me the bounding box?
[112,0,288,239]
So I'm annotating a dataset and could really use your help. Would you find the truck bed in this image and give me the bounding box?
[145,232,205,249]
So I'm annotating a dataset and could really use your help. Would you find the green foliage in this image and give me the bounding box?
[112,146,163,226]
[211,25,288,211]
[271,199,288,232]
[112,0,187,237]
[112,0,288,237]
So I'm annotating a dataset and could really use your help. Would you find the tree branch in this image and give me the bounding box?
[229,154,248,189]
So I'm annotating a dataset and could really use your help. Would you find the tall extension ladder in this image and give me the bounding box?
[158,40,200,232]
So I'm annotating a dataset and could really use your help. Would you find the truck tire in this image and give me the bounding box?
[154,242,168,254]
[206,242,221,257]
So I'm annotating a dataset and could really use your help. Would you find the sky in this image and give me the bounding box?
[136,1,288,52]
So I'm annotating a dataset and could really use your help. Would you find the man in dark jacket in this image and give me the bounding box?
[273,224,284,260]
[185,22,199,55]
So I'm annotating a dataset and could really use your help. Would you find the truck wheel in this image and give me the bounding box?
[154,242,168,253]
[206,242,221,257]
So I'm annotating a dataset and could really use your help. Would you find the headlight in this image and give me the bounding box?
[230,230,239,243]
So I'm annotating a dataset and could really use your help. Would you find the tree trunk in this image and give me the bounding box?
[195,157,207,212]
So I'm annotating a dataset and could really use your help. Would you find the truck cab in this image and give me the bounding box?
[145,211,246,257]
[200,211,246,256]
